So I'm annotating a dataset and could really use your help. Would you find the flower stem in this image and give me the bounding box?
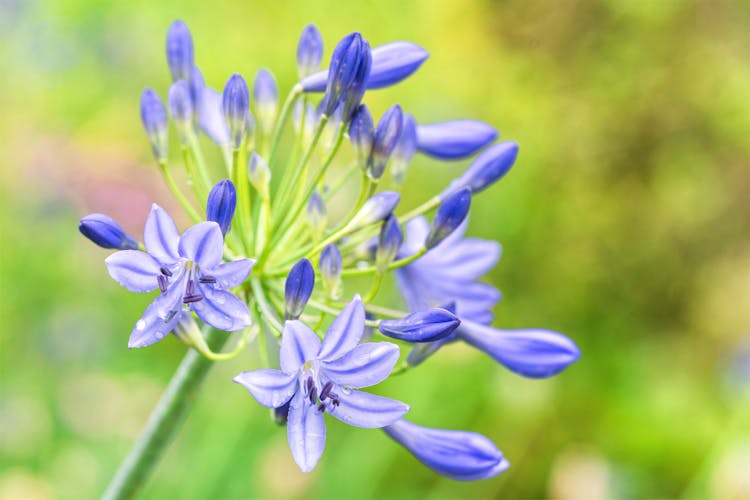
[101,328,228,500]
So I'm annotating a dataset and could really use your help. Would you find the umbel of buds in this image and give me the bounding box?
[80,20,580,493]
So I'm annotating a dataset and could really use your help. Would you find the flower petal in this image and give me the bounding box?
[287,390,326,473]
[105,250,160,292]
[416,120,498,160]
[280,320,321,375]
[197,86,231,145]
[143,204,180,264]
[330,390,409,428]
[233,369,297,408]
[210,258,255,289]
[192,284,251,331]
[318,295,365,362]
[128,302,182,349]
[323,342,399,388]
[456,321,580,378]
[178,222,223,268]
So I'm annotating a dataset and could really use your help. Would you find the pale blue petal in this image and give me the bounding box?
[128,302,181,349]
[318,296,365,362]
[287,390,326,473]
[198,87,230,145]
[330,390,409,428]
[322,342,399,388]
[178,222,223,268]
[192,283,251,331]
[280,320,321,375]
[416,120,498,160]
[210,258,255,289]
[143,204,180,264]
[233,369,297,408]
[105,250,160,292]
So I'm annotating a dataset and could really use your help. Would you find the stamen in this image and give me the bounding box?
[183,294,203,304]
[160,266,173,277]
[328,392,340,407]
[186,279,195,296]
[157,275,168,293]
[319,381,333,401]
[309,386,318,405]
[317,403,326,413]
[199,275,217,284]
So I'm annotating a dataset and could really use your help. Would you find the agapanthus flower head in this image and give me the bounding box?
[391,113,418,183]
[349,104,374,170]
[79,213,139,250]
[233,296,409,472]
[166,20,194,81]
[417,120,498,160]
[284,258,315,320]
[296,24,324,78]
[139,88,168,161]
[222,73,250,149]
[367,104,403,179]
[206,179,236,236]
[442,141,519,198]
[426,188,471,249]
[167,80,194,141]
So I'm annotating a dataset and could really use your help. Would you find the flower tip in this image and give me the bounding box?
[166,20,194,81]
[426,188,471,249]
[79,213,139,250]
[284,258,316,320]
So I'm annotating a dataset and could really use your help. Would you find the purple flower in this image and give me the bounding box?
[234,296,409,472]
[284,258,315,320]
[378,308,459,343]
[206,179,236,236]
[222,73,250,149]
[105,204,253,348]
[416,120,498,160]
[441,141,519,198]
[367,104,403,179]
[384,419,509,481]
[79,213,139,250]
[139,89,168,161]
[165,20,194,81]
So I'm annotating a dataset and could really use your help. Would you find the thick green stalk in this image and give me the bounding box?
[101,329,228,500]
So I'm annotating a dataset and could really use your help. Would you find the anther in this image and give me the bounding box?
[306,377,313,395]
[157,275,168,293]
[319,381,333,401]
[317,403,326,413]
[183,294,203,304]
[160,266,173,277]
[199,275,217,284]
[186,279,195,296]
[309,386,318,405]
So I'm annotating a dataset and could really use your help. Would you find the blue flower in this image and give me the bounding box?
[105,204,253,348]
[383,419,509,481]
[79,213,139,250]
[416,120,498,160]
[233,296,409,472]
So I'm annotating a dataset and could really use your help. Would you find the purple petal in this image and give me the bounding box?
[197,87,230,145]
[378,309,460,343]
[456,321,580,378]
[330,390,409,428]
[210,259,255,289]
[233,369,297,408]
[383,419,509,481]
[416,120,498,160]
[128,302,182,349]
[322,342,400,388]
[287,390,326,473]
[143,204,180,264]
[318,296,365,362]
[280,320,321,375]
[178,222,223,268]
[192,284,251,331]
[105,250,160,292]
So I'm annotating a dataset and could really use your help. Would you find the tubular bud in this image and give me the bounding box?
[375,215,403,271]
[416,120,498,160]
[140,88,169,161]
[378,308,459,343]
[367,105,403,180]
[319,243,342,299]
[296,24,324,78]
[206,179,237,236]
[426,188,471,249]
[441,141,519,198]
[222,73,250,149]
[284,258,315,320]
[167,80,194,142]
[349,104,374,170]
[320,33,369,117]
[346,191,401,232]
[391,113,418,184]
[306,191,327,241]
[253,69,278,135]
[248,153,271,198]
[79,214,139,250]
[166,20,194,81]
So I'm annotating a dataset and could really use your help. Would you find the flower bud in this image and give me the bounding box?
[222,73,250,149]
[296,24,324,78]
[391,113,417,184]
[206,179,237,236]
[416,120,498,160]
[349,104,374,170]
[79,213,139,250]
[253,69,278,135]
[284,258,315,320]
[346,191,400,232]
[367,105,403,179]
[319,243,342,299]
[375,215,402,271]
[383,419,509,481]
[441,141,518,198]
[247,153,271,198]
[426,188,471,249]
[320,105,343,160]
[166,20,194,81]
[140,88,168,161]
[167,80,194,142]
[379,308,460,343]
[320,33,369,117]
[187,67,205,107]
[340,40,371,121]
[306,191,327,241]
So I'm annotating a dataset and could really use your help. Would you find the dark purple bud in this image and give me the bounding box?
[321,33,369,117]
[347,191,401,231]
[441,141,519,198]
[140,88,168,161]
[297,24,324,78]
[222,73,250,149]
[379,308,460,343]
[166,20,194,81]
[206,179,236,236]
[349,104,374,170]
[319,243,342,297]
[300,41,429,92]
[426,188,471,249]
[383,419,509,481]
[367,105,403,179]
[391,113,418,183]
[417,120,498,160]
[167,80,194,141]
[79,213,139,250]
[375,215,402,271]
[284,258,315,320]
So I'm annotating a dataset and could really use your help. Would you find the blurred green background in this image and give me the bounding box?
[1,0,750,498]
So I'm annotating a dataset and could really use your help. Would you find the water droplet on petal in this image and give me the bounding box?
[136,319,146,331]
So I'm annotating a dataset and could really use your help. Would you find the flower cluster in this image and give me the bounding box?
[79,20,580,480]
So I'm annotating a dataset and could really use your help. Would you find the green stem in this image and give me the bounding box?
[102,329,228,500]
[341,248,428,277]
[158,161,201,222]
[267,84,302,167]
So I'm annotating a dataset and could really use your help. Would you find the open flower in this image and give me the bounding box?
[233,296,409,472]
[105,204,253,348]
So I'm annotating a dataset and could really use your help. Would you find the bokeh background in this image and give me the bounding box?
[2,0,750,498]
